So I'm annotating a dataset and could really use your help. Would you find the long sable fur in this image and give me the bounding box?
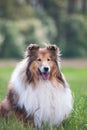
[0,44,65,123]
[47,45,65,84]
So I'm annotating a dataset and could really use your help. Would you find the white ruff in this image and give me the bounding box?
[10,59,73,127]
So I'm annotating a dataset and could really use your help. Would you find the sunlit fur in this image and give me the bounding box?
[0,44,73,128]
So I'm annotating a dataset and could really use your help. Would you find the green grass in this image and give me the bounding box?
[0,67,87,130]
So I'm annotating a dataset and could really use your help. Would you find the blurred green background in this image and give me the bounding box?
[0,1,87,130]
[0,0,87,59]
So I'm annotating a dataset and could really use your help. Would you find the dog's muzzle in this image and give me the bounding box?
[39,66,50,80]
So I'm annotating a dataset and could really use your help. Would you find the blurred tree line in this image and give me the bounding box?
[0,0,87,58]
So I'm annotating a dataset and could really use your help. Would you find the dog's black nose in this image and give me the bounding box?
[44,67,49,72]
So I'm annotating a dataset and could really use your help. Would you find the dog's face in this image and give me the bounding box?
[36,48,55,80]
[26,44,64,84]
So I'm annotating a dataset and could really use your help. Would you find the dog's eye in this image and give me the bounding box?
[47,58,51,61]
[37,58,41,61]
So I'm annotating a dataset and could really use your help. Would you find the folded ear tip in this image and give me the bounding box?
[53,44,58,50]
[25,43,39,58]
[27,43,39,50]
[47,44,58,51]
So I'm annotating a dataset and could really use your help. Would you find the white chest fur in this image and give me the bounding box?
[11,71,73,127]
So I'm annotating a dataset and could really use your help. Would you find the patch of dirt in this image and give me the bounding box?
[61,59,87,68]
[0,60,19,67]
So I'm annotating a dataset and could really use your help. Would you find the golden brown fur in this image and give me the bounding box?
[0,44,64,115]
[0,44,72,127]
[25,44,64,86]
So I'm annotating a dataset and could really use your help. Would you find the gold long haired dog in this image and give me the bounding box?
[0,44,73,128]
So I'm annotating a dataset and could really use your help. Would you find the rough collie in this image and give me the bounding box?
[0,44,73,127]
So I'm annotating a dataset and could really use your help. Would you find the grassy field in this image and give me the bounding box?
[0,66,87,130]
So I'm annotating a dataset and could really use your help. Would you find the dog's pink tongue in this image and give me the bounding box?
[41,73,49,80]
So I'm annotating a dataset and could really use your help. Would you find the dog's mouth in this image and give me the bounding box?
[38,69,49,80]
[41,73,49,80]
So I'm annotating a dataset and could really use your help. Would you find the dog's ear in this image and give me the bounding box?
[47,44,59,59]
[47,44,57,51]
[25,44,39,83]
[47,45,65,84]
[25,44,39,58]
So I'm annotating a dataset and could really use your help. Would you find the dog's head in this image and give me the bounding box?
[25,44,64,85]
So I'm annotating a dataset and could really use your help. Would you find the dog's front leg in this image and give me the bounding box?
[0,88,19,118]
[0,98,13,118]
